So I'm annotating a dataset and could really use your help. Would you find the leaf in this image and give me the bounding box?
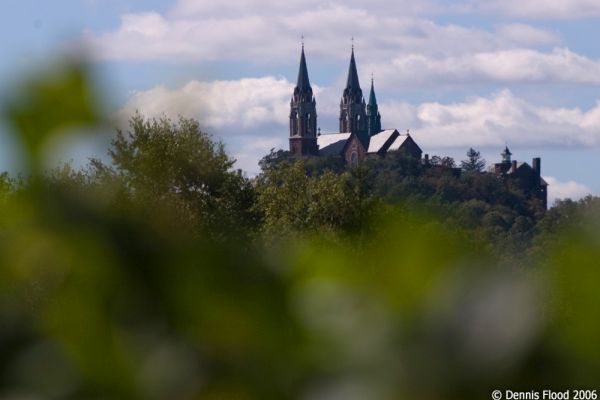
[3,59,101,170]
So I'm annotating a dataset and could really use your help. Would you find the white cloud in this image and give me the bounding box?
[544,176,592,205]
[118,77,294,129]
[465,0,600,19]
[381,90,600,148]
[170,0,440,18]
[368,48,600,87]
[495,24,560,46]
[83,2,562,66]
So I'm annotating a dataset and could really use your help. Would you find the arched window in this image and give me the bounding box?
[351,151,358,166]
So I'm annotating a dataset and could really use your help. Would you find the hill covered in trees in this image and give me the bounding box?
[0,62,599,398]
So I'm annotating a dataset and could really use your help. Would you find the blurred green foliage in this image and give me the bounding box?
[0,60,598,400]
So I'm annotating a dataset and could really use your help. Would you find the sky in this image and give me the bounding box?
[2,0,600,205]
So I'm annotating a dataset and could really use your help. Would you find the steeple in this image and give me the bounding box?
[366,77,381,136]
[368,77,377,107]
[289,43,318,156]
[346,48,360,91]
[502,146,512,163]
[340,45,368,146]
[296,45,311,93]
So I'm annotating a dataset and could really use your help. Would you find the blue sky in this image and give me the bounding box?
[2,0,600,204]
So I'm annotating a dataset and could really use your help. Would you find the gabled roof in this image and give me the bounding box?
[506,162,549,186]
[507,162,526,173]
[367,129,397,153]
[388,134,416,151]
[317,133,352,156]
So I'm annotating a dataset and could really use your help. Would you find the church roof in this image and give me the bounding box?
[507,162,526,173]
[367,129,397,153]
[345,49,361,90]
[317,133,352,155]
[387,134,415,151]
[296,46,311,91]
[505,162,549,186]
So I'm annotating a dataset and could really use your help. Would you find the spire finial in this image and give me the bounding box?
[351,36,354,51]
[371,72,374,84]
[301,34,304,49]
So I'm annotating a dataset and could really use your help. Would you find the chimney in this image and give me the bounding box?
[511,160,517,173]
[532,157,541,178]
[424,153,429,165]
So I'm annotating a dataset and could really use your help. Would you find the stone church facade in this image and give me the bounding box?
[287,45,548,207]
[288,46,422,164]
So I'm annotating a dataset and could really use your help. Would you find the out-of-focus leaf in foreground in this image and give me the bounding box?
[3,59,100,170]
[0,57,599,400]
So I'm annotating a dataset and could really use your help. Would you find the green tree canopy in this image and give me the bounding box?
[92,113,258,239]
[460,147,486,173]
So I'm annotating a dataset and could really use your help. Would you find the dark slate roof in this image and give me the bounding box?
[296,47,311,91]
[367,129,397,153]
[317,133,352,156]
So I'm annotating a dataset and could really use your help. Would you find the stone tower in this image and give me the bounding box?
[366,77,382,136]
[339,48,368,146]
[289,45,318,156]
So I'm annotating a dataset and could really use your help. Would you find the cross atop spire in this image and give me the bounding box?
[295,43,311,92]
[368,75,377,107]
[345,46,361,90]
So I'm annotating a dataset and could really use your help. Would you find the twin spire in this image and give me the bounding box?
[295,42,369,97]
[290,41,382,150]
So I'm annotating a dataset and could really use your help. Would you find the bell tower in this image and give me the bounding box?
[339,46,368,146]
[289,43,318,156]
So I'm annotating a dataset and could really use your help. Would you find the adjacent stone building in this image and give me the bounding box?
[492,146,548,209]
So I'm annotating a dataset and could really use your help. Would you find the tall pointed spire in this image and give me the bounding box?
[368,76,377,107]
[367,76,381,136]
[345,48,361,90]
[289,43,318,156]
[296,44,311,92]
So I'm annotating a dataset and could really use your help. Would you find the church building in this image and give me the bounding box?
[287,44,548,208]
[288,45,422,164]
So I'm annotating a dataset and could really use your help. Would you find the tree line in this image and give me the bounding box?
[1,62,599,398]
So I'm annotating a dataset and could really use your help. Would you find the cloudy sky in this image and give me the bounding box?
[2,0,600,204]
